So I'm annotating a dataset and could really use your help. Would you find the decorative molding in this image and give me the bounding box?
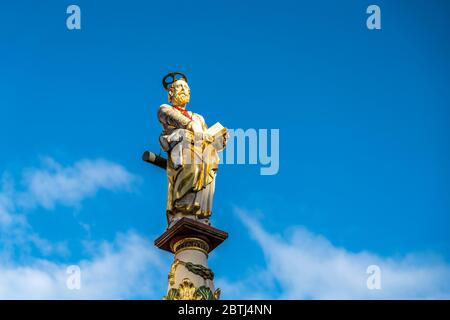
[168,259,181,286]
[184,261,214,280]
[164,278,221,300]
[168,258,214,286]
[171,237,209,255]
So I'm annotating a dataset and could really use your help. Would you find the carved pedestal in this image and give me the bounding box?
[154,217,228,300]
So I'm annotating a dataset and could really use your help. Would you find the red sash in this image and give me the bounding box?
[172,105,193,121]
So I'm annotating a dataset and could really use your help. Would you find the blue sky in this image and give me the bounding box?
[0,0,449,299]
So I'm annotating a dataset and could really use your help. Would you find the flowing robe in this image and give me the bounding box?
[158,104,225,227]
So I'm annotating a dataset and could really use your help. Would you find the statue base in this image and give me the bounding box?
[154,217,228,300]
[155,217,228,254]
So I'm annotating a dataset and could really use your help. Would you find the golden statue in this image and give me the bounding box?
[157,72,228,227]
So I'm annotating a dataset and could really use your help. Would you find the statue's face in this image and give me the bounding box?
[169,79,190,106]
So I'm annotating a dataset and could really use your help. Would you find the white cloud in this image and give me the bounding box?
[0,192,14,227]
[6,157,448,300]
[0,231,169,299]
[0,175,19,228]
[0,157,138,258]
[0,157,170,299]
[221,208,450,299]
[19,157,137,209]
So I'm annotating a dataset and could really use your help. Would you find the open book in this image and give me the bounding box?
[206,122,227,139]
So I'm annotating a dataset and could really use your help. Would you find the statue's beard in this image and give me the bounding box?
[172,91,190,106]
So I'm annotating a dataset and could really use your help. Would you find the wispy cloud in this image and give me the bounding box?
[0,192,15,227]
[0,157,169,299]
[19,157,137,209]
[6,157,448,300]
[219,208,450,299]
[0,231,169,299]
[0,175,21,228]
[0,157,138,259]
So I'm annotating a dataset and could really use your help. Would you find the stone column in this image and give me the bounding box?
[154,217,228,300]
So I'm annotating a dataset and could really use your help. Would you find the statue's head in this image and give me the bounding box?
[162,72,190,107]
[168,78,190,106]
